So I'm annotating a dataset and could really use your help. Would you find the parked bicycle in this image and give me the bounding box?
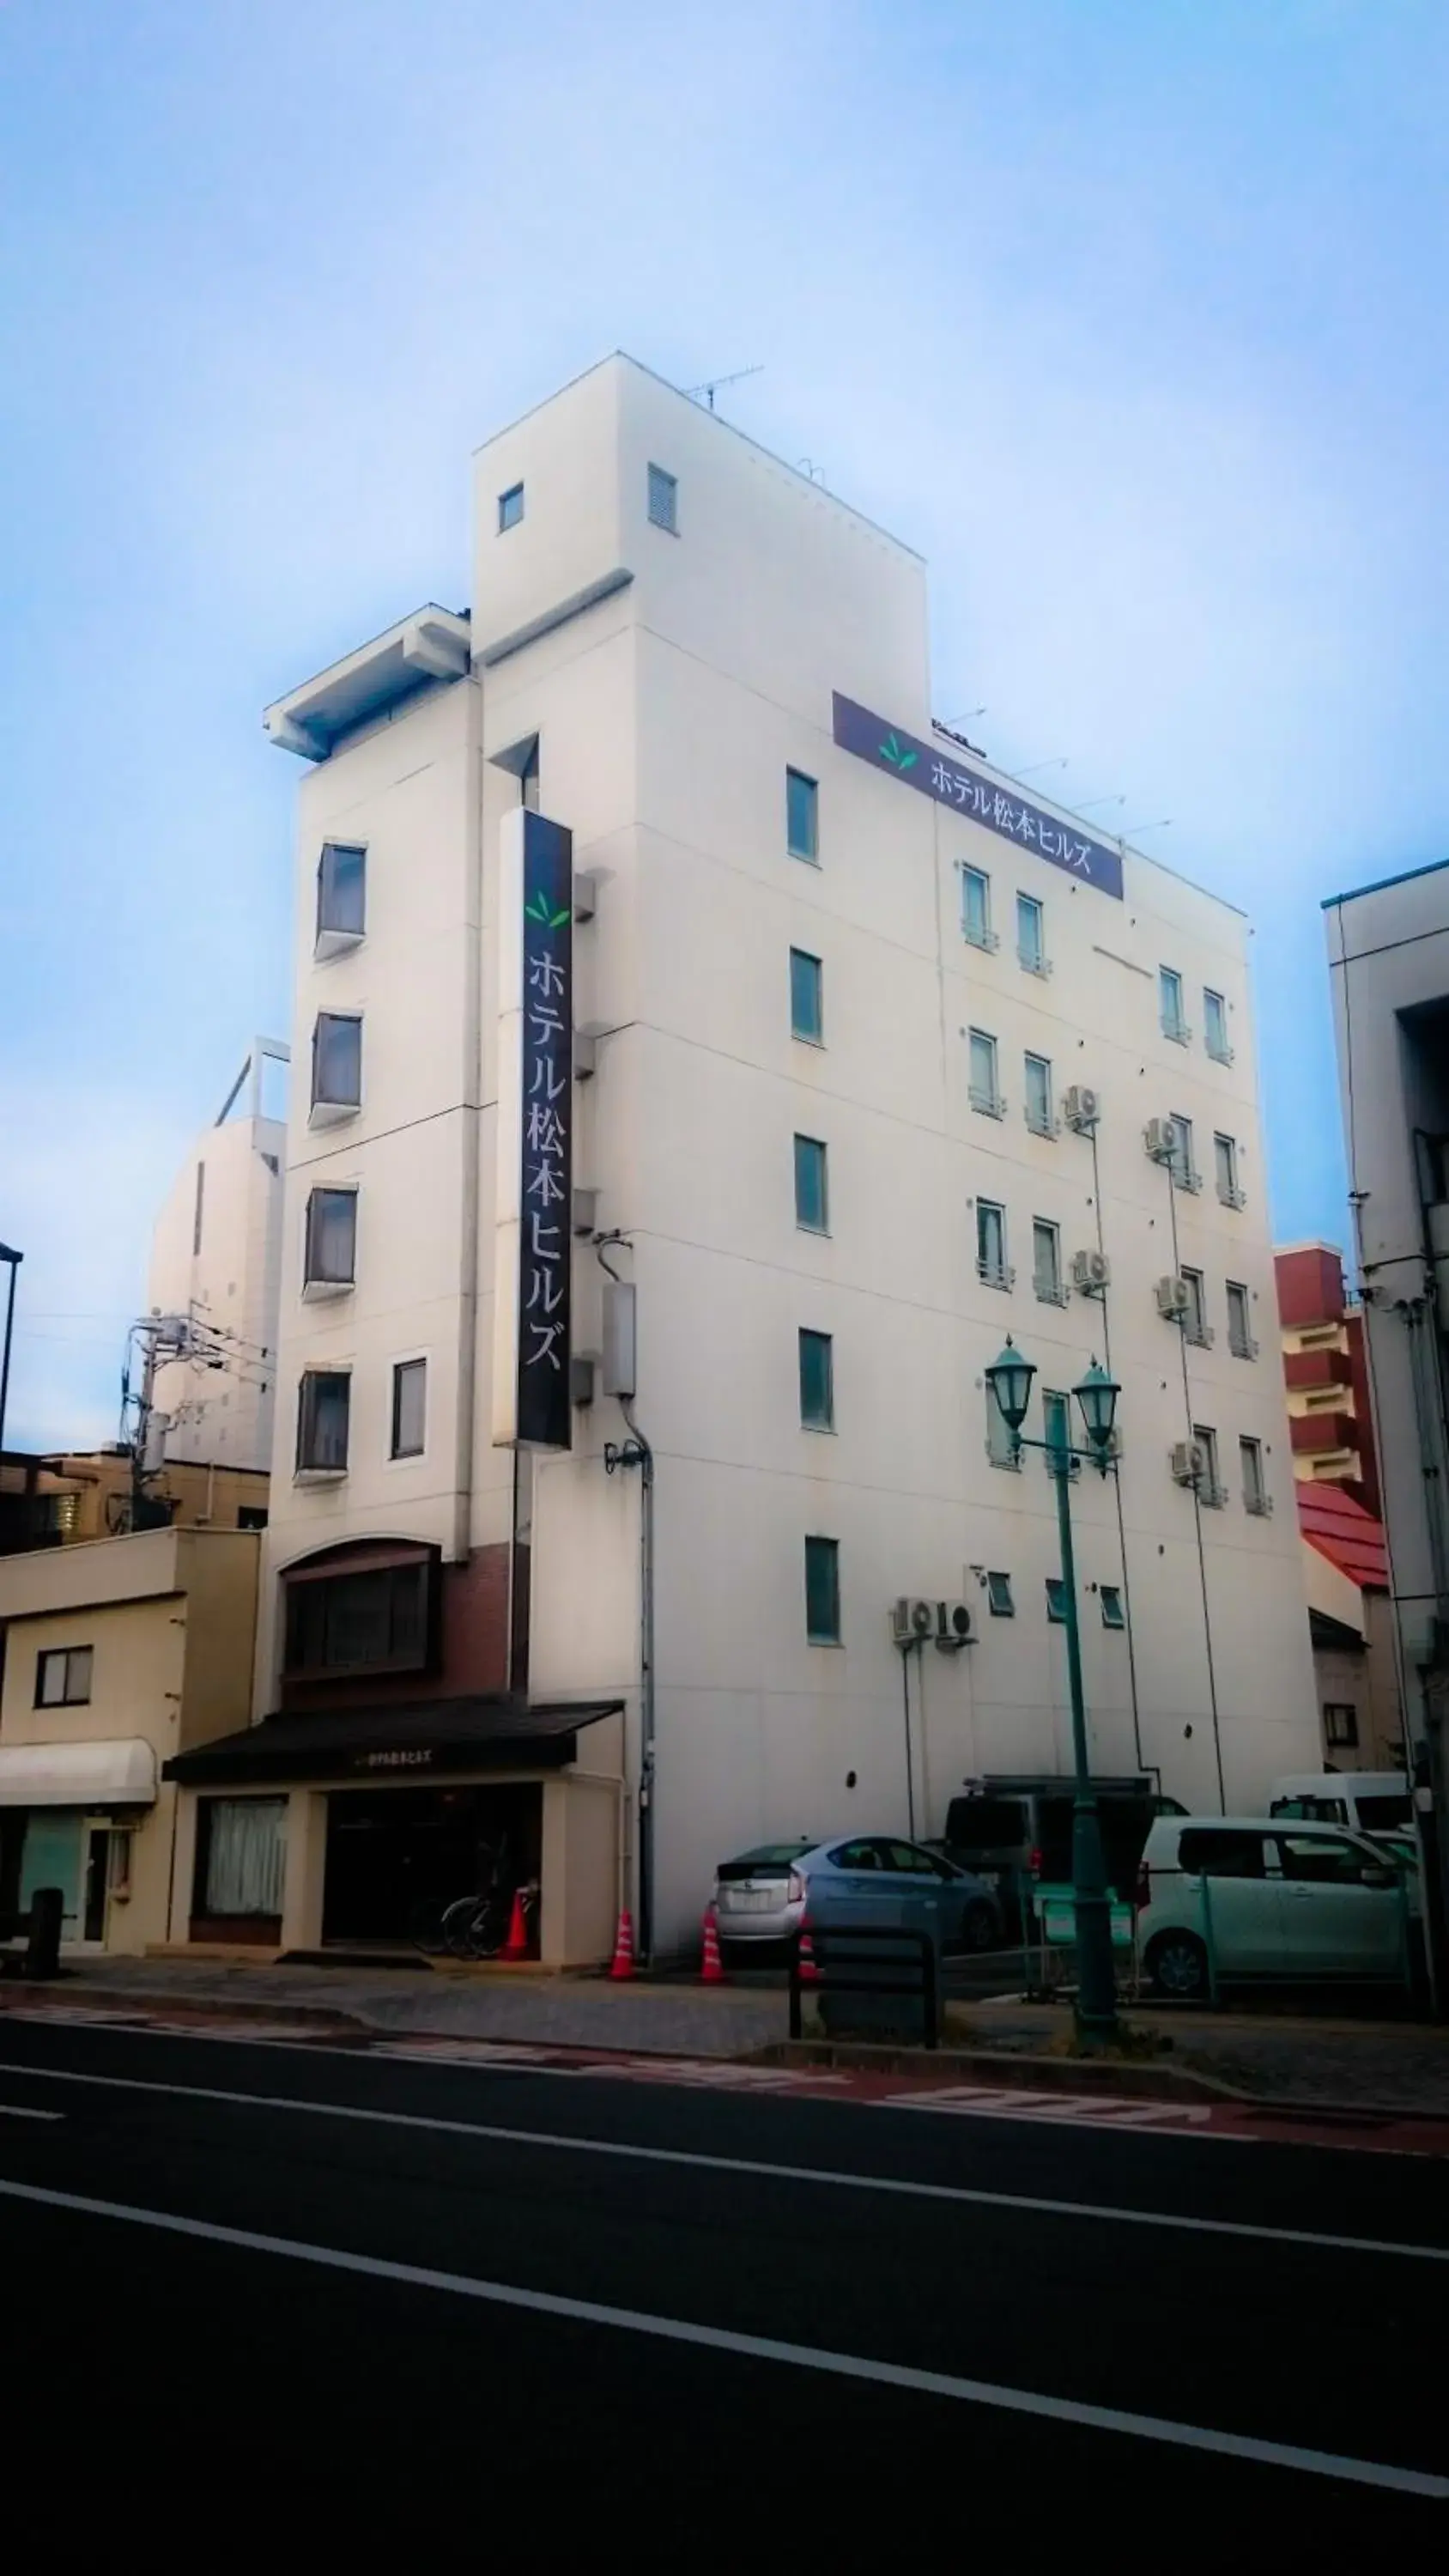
[409,1855,539,1961]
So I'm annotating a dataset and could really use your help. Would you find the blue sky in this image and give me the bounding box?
[2,0,1446,1449]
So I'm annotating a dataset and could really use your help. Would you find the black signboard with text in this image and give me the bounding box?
[504,810,573,1450]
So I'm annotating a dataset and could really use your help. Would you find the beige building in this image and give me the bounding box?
[174,355,1318,1966]
[0,1526,259,1953]
[0,1446,270,1550]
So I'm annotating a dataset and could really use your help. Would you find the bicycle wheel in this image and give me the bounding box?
[441,1895,482,1960]
[465,1896,509,1959]
[407,1898,450,1959]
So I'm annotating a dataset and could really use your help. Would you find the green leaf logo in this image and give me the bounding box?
[878,733,918,770]
[524,891,550,922]
[549,905,570,927]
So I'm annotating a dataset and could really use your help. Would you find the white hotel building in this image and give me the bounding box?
[167,355,1317,1962]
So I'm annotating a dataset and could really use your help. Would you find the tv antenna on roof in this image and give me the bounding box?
[685,365,764,411]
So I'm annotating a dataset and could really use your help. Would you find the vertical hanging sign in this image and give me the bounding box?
[493,807,573,1450]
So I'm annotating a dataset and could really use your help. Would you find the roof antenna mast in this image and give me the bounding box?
[684,365,763,412]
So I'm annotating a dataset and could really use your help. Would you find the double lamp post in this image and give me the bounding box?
[984,1337,1122,2046]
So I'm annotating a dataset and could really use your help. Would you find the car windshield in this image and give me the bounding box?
[1355,1794,1412,1832]
[716,1843,813,1880]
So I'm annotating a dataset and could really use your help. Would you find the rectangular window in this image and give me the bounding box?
[1323,1702,1359,1749]
[498,481,524,532]
[804,1535,841,1643]
[391,1358,427,1460]
[312,1012,361,1112]
[1169,1112,1197,1191]
[317,841,367,940]
[304,1188,357,1289]
[296,1370,350,1473]
[1215,1132,1243,1207]
[1203,988,1231,1063]
[793,1133,828,1232]
[1024,1052,1054,1136]
[1032,1218,1064,1303]
[201,1797,288,1918]
[1193,1423,1223,1505]
[1160,965,1189,1042]
[1181,1267,1210,1346]
[646,463,678,532]
[986,1571,1015,1617]
[968,1029,1001,1116]
[961,866,993,950]
[1227,1280,1255,1359]
[284,1558,432,1679]
[790,947,823,1043]
[1100,1584,1125,1630]
[986,1380,1020,1469]
[35,1645,93,1708]
[976,1199,1009,1288]
[1016,891,1046,974]
[1240,1435,1269,1515]
[798,1328,834,1430]
[786,769,819,863]
[1179,1828,1267,1880]
[1046,1577,1068,1623]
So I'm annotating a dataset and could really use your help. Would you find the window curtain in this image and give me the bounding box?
[204,1799,287,1917]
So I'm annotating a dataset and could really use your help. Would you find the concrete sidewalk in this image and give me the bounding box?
[15,1955,1449,2113]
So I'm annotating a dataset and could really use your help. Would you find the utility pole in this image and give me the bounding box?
[0,1243,22,1461]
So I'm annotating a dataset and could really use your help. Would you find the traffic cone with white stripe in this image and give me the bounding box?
[609,1907,636,1981]
[797,1919,821,1985]
[501,1887,530,1962]
[700,1907,725,1984]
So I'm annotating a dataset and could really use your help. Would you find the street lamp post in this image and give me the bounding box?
[0,1244,22,1462]
[985,1338,1122,2045]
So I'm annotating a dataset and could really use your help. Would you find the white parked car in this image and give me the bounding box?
[1137,1814,1417,2000]
[1268,1772,1414,1839]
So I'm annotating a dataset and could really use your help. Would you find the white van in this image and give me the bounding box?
[1268,1773,1414,1839]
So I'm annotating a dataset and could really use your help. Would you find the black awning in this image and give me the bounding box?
[164,1695,621,1788]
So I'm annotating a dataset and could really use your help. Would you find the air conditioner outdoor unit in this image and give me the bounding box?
[891,1597,937,1644]
[933,1601,973,1651]
[1144,1115,1178,1162]
[1170,1439,1205,1486]
[1064,1084,1100,1131]
[1156,1274,1191,1319]
[1071,1249,1111,1292]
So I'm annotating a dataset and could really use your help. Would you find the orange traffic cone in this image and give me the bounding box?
[609,1907,636,1981]
[700,1908,725,1985]
[501,1887,530,1962]
[797,1920,821,1986]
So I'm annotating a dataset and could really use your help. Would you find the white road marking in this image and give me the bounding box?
[882,2086,1217,2129]
[0,2056,1445,2265]
[0,2175,1440,2497]
[0,2104,62,2122]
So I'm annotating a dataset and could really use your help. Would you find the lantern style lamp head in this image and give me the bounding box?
[986,1337,1036,1437]
[1074,1357,1119,1462]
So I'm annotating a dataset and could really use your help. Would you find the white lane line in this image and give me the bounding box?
[0,2104,62,2122]
[0,2176,1440,2497]
[1,2057,1445,2267]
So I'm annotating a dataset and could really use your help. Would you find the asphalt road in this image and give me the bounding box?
[0,2015,1444,2542]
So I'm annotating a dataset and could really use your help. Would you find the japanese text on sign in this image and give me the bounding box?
[832,693,1125,900]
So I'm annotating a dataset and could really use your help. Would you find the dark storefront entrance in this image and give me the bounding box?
[321,1783,542,1945]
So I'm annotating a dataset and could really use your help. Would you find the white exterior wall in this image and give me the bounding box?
[263,354,1318,1950]
[149,1109,284,1472]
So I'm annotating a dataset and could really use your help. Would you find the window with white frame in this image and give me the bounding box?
[498,482,524,532]
[1160,964,1189,1042]
[391,1358,427,1461]
[1216,1131,1244,1207]
[1203,987,1232,1063]
[1227,1280,1255,1359]
[1193,1422,1224,1504]
[1032,1218,1064,1303]
[968,1030,1002,1116]
[1181,1267,1210,1346]
[646,463,678,532]
[296,1370,350,1474]
[1016,891,1046,974]
[1024,1052,1055,1136]
[304,1188,357,1291]
[986,1571,1015,1616]
[1240,1435,1269,1515]
[311,1012,361,1116]
[976,1199,1009,1288]
[961,866,993,950]
[1169,1112,1197,1191]
[317,842,366,947]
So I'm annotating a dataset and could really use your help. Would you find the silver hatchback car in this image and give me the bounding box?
[712,1833,1003,1960]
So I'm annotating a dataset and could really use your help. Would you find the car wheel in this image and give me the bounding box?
[1147,1931,1209,2001]
[961,1900,999,1953]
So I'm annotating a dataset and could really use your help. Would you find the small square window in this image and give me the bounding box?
[312,1012,361,1114]
[36,1645,93,1708]
[804,1535,841,1643]
[297,1371,350,1474]
[391,1358,427,1461]
[961,867,993,950]
[498,483,524,532]
[1100,1585,1125,1631]
[787,769,819,863]
[798,1328,834,1430]
[986,1571,1015,1618]
[1046,1577,1068,1623]
[790,947,823,1043]
[968,1029,1001,1116]
[1016,892,1046,974]
[318,842,366,944]
[794,1133,828,1232]
[1024,1052,1054,1137]
[1324,1702,1359,1749]
[646,464,678,532]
